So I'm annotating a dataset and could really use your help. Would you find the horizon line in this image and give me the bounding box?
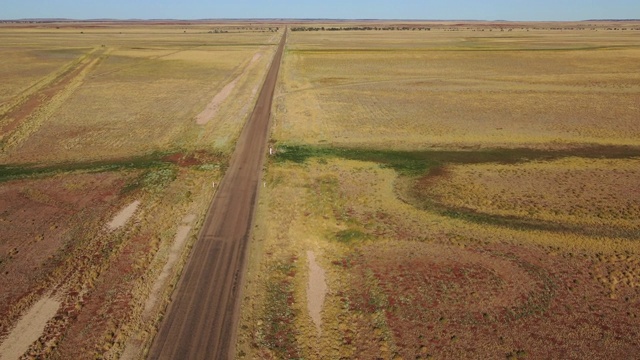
[2,17,640,23]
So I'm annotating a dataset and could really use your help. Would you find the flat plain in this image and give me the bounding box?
[277,27,640,149]
[1,20,640,360]
[238,23,640,359]
[0,21,277,359]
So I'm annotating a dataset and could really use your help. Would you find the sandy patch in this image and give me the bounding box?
[195,78,239,125]
[0,295,60,360]
[141,214,194,318]
[306,250,327,335]
[181,213,196,224]
[250,53,263,66]
[106,200,140,231]
[120,214,195,360]
[195,51,264,125]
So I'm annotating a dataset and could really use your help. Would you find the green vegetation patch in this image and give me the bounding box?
[0,154,166,183]
[275,144,430,176]
[0,149,227,183]
[257,256,301,359]
[435,203,640,240]
[275,143,640,177]
[276,144,640,236]
[334,228,370,244]
[120,167,178,195]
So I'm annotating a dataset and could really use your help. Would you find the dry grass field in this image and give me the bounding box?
[275,28,640,149]
[0,24,276,163]
[0,22,277,359]
[239,24,640,359]
[418,158,640,236]
[2,20,640,359]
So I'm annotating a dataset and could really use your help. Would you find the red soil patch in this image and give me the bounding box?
[51,231,154,359]
[336,241,640,359]
[0,172,132,338]
[162,150,223,167]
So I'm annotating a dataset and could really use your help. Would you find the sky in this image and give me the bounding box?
[1,0,639,21]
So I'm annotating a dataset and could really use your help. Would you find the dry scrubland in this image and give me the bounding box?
[0,22,277,358]
[2,21,640,360]
[239,25,640,359]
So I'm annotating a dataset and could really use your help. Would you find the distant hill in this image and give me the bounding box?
[584,19,640,21]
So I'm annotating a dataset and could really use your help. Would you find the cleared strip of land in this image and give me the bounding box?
[0,295,60,360]
[106,200,140,231]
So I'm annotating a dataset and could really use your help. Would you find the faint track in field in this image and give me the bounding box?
[0,48,100,119]
[0,48,108,153]
[279,76,640,98]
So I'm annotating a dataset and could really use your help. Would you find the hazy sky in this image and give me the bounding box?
[1,0,639,21]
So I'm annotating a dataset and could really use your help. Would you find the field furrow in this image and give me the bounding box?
[0,48,93,118]
[0,48,108,152]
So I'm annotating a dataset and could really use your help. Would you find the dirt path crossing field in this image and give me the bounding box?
[148,30,287,359]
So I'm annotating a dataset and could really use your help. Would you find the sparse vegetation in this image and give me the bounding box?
[2,19,640,359]
[239,24,640,359]
[256,256,302,359]
[0,22,276,359]
[276,28,640,150]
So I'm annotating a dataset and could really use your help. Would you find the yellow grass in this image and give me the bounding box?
[0,26,275,164]
[274,30,640,149]
[423,157,640,230]
[239,156,640,358]
[242,26,640,359]
[3,22,640,358]
[0,48,89,109]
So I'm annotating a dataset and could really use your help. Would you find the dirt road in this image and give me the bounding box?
[148,31,286,359]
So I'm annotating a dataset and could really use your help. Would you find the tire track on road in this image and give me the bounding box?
[148,30,287,360]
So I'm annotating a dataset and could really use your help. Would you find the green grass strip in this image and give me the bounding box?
[275,143,640,176]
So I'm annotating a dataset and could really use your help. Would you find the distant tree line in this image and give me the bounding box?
[290,25,640,32]
[291,26,431,32]
[207,26,279,34]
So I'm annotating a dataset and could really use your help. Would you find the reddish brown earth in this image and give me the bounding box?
[162,150,224,167]
[0,172,131,340]
[148,30,287,359]
[51,230,156,359]
[336,241,640,359]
